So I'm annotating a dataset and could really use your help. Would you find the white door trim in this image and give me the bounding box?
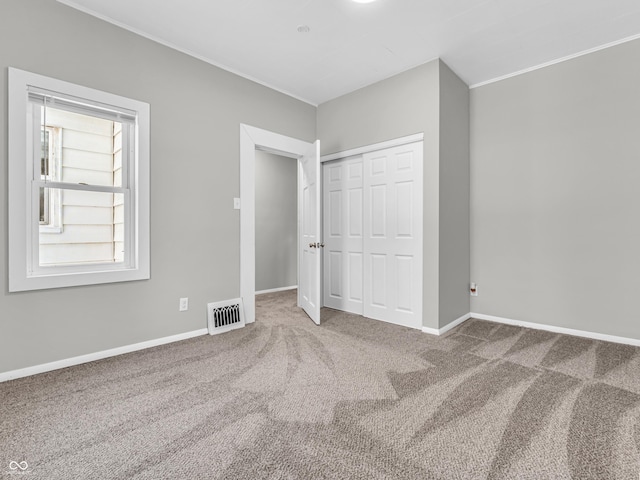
[320,132,424,163]
[240,124,315,324]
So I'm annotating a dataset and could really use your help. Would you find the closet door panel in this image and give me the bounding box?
[395,255,414,312]
[363,142,423,329]
[328,251,342,298]
[348,252,363,302]
[370,253,387,307]
[323,157,364,314]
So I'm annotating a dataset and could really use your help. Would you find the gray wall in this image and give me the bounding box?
[470,38,640,339]
[438,62,471,327]
[317,60,439,159]
[255,151,297,292]
[0,0,316,374]
[318,60,470,330]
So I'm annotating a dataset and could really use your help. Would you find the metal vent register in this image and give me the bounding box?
[207,298,245,335]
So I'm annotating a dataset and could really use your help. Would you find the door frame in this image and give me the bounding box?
[319,133,424,164]
[240,124,316,324]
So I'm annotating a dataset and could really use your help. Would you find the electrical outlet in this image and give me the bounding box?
[179,297,189,311]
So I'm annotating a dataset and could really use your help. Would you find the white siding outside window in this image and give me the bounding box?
[39,109,123,266]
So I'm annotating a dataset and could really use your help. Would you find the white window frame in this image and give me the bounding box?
[8,67,150,292]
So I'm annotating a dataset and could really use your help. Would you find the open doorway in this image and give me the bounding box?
[255,151,298,294]
[239,124,320,325]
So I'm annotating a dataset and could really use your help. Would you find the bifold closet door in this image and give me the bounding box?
[323,141,423,329]
[363,143,423,329]
[323,157,364,314]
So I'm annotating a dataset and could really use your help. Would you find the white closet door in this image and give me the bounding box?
[323,157,364,314]
[363,142,423,329]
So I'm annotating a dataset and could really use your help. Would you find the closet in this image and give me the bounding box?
[322,141,423,329]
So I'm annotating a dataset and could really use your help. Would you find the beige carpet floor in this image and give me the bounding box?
[2,289,640,479]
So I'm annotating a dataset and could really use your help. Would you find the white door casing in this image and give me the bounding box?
[299,140,321,324]
[239,124,320,325]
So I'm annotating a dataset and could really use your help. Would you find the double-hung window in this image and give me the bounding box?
[8,68,150,291]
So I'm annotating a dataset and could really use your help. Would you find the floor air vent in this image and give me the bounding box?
[207,298,245,335]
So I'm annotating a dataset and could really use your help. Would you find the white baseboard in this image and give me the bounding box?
[0,328,209,383]
[422,311,640,346]
[256,285,297,295]
[470,312,640,347]
[422,313,472,336]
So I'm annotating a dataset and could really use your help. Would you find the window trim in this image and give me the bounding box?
[8,67,150,292]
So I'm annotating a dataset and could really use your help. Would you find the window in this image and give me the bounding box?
[8,68,150,291]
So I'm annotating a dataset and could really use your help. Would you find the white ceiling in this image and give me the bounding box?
[58,0,640,105]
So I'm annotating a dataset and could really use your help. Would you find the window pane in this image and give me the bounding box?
[39,128,54,225]
[42,105,122,187]
[40,129,49,177]
[39,189,125,267]
[39,188,47,224]
[113,123,123,187]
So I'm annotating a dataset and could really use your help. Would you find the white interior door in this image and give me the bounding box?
[323,156,364,314]
[299,140,321,324]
